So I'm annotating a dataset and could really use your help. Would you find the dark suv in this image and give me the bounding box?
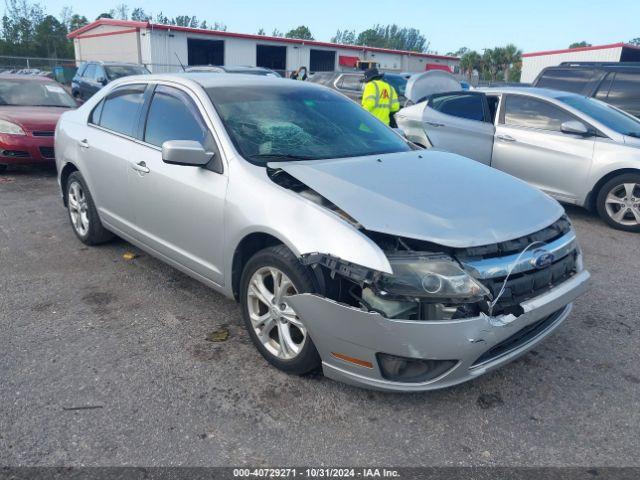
[72,62,149,101]
[533,63,640,118]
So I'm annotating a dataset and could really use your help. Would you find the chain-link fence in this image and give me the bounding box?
[0,55,77,83]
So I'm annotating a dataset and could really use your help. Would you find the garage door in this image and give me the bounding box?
[257,45,287,73]
[188,39,224,66]
[310,50,336,72]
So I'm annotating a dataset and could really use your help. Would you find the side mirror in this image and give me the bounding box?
[561,120,591,136]
[162,140,213,167]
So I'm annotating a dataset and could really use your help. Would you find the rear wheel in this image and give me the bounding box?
[596,173,640,232]
[240,245,322,375]
[65,171,114,245]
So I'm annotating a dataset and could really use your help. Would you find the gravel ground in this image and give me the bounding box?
[1,167,638,467]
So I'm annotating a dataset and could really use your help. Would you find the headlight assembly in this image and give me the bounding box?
[377,253,490,302]
[0,119,26,135]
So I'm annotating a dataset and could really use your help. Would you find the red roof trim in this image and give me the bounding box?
[522,42,637,58]
[68,19,459,60]
[76,28,138,40]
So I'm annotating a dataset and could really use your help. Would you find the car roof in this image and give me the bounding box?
[0,74,56,82]
[550,63,640,72]
[477,86,581,99]
[126,72,320,90]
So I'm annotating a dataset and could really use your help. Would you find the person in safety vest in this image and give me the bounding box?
[361,67,400,126]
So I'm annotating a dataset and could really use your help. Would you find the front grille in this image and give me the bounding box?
[32,130,54,137]
[471,308,565,367]
[39,146,55,159]
[1,149,30,158]
[460,216,572,259]
[479,252,578,311]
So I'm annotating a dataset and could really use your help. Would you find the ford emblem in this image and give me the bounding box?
[531,249,555,269]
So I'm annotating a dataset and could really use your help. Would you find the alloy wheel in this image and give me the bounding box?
[604,182,640,227]
[68,181,90,236]
[246,266,306,360]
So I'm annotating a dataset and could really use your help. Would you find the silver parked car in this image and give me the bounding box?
[55,74,589,391]
[396,87,640,232]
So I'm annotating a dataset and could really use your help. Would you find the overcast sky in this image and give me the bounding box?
[42,0,640,54]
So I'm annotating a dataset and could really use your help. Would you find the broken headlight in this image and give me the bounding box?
[378,254,490,302]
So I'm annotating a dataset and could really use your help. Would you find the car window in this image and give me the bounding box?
[430,93,485,122]
[339,75,363,92]
[95,65,106,81]
[83,64,96,79]
[595,72,614,100]
[95,84,146,136]
[606,72,640,116]
[206,84,411,164]
[144,85,211,148]
[104,65,149,80]
[535,68,594,93]
[503,95,574,131]
[76,64,88,78]
[559,95,640,137]
[0,78,76,107]
[383,74,407,97]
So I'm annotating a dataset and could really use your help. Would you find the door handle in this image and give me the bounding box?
[132,161,150,174]
[497,134,516,142]
[79,139,89,149]
[425,121,445,127]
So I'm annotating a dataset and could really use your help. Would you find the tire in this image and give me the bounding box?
[239,245,322,375]
[65,171,114,245]
[596,173,640,232]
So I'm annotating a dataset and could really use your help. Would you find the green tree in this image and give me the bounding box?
[131,8,150,22]
[34,14,70,57]
[331,29,356,45]
[69,14,88,32]
[501,43,522,81]
[447,46,469,57]
[272,28,283,37]
[628,37,640,46]
[96,12,114,20]
[569,41,591,49]
[355,25,428,52]
[459,50,481,78]
[257,28,265,35]
[173,16,199,27]
[114,4,128,20]
[285,25,313,40]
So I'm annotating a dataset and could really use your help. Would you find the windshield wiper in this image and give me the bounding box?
[248,153,316,161]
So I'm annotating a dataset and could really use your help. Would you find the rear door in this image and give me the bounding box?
[491,94,594,203]
[598,72,640,118]
[421,91,495,164]
[83,84,147,232]
[79,64,96,100]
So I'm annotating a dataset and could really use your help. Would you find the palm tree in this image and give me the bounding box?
[460,50,482,80]
[502,44,522,82]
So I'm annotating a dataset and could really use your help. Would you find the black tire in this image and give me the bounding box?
[65,171,114,245]
[596,173,640,232]
[239,245,322,375]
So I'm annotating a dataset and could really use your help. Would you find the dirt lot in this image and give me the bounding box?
[1,167,638,467]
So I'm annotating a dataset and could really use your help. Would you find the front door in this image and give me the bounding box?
[421,91,495,164]
[127,84,228,285]
[491,94,594,203]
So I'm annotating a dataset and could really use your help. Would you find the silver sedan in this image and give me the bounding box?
[396,87,640,232]
[55,74,589,391]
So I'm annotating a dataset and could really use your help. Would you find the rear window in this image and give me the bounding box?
[536,68,595,94]
[104,65,149,81]
[606,72,640,117]
[94,84,145,136]
[430,93,485,122]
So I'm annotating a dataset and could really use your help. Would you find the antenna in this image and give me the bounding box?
[174,53,185,72]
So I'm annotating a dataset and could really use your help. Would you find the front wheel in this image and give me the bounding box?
[239,245,322,375]
[596,173,640,232]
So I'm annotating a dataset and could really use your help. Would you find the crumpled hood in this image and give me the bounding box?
[270,151,564,248]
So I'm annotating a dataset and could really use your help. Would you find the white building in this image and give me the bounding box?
[67,19,459,75]
[521,42,640,83]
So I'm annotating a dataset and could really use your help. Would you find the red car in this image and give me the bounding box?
[0,75,76,172]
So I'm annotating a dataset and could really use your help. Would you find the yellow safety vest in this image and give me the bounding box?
[361,79,401,125]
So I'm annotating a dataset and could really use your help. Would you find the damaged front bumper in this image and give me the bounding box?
[287,270,590,392]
